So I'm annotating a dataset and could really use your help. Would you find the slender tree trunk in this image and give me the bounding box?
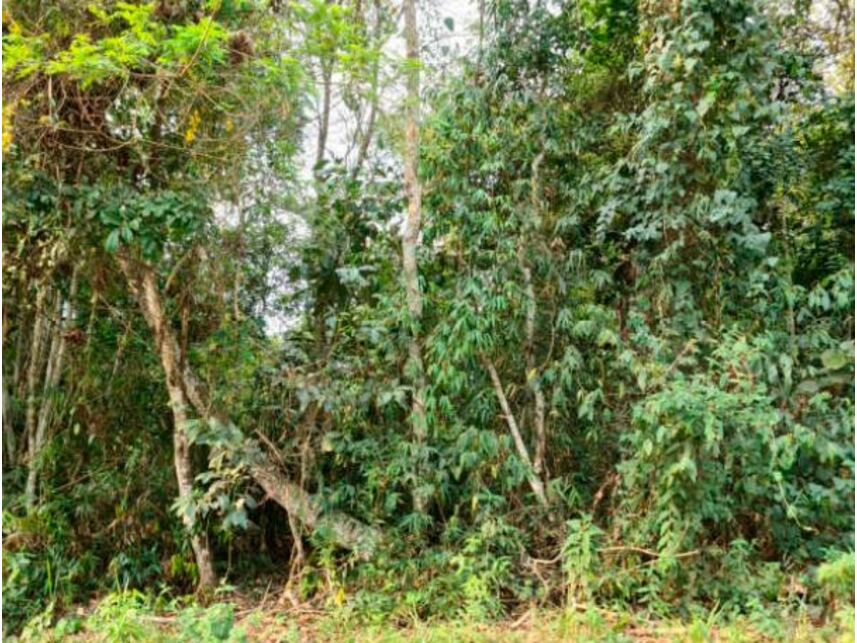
[13,321,27,401]
[24,287,50,511]
[83,288,99,357]
[117,254,218,591]
[315,62,333,170]
[483,357,549,508]
[520,258,547,477]
[352,0,383,178]
[5,300,23,467]
[477,0,485,77]
[3,375,15,467]
[7,323,28,466]
[524,151,547,477]
[26,271,78,508]
[402,0,428,508]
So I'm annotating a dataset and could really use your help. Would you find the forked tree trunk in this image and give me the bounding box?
[117,254,380,575]
[402,0,428,509]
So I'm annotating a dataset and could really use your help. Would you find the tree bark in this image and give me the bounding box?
[520,258,547,477]
[402,0,428,509]
[524,151,547,477]
[24,287,50,510]
[247,453,379,558]
[315,62,333,170]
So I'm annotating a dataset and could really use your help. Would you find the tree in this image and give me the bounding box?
[401,0,429,510]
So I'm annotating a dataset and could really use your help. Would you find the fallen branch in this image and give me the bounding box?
[598,546,700,559]
[524,545,701,567]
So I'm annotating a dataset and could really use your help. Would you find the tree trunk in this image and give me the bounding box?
[247,453,379,558]
[117,254,218,591]
[315,62,332,170]
[402,0,428,509]
[520,258,547,477]
[23,287,49,511]
[117,254,380,567]
[26,270,79,509]
[3,375,15,468]
[524,151,547,477]
[352,0,383,178]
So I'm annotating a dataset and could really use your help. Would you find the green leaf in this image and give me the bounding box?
[104,229,120,253]
[696,93,716,118]
[821,349,849,371]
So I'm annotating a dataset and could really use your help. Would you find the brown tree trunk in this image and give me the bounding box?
[402,0,428,510]
[117,254,218,591]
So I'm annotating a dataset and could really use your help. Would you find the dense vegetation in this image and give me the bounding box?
[2,0,854,640]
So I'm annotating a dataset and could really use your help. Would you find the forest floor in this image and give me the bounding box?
[215,605,851,643]
[23,582,853,643]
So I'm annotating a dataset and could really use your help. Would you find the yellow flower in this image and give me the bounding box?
[3,11,21,35]
[3,103,16,155]
[184,110,201,145]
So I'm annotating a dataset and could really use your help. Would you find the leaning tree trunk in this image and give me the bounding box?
[402,0,428,509]
[483,357,549,508]
[117,254,380,570]
[117,254,218,591]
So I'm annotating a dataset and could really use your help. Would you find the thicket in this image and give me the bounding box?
[2,0,854,637]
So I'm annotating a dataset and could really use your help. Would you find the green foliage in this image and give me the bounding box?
[174,602,246,642]
[816,550,855,603]
[562,516,603,605]
[2,0,853,637]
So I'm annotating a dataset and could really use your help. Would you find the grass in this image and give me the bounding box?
[14,591,854,643]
